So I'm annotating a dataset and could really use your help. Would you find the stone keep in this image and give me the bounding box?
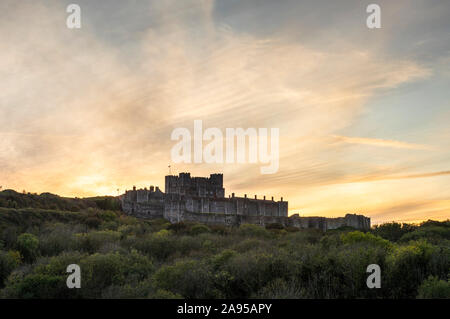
[121,172,370,231]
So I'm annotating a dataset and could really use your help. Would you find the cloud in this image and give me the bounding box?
[0,0,446,224]
[331,135,433,150]
[351,170,450,183]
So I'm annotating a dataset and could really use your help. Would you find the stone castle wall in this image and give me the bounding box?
[120,173,371,231]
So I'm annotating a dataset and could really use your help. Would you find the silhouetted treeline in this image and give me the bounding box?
[0,190,121,211]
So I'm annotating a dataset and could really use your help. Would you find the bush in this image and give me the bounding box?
[16,233,39,263]
[39,224,76,256]
[400,225,450,243]
[0,208,448,299]
[385,240,436,298]
[341,231,392,250]
[265,223,284,230]
[254,278,302,298]
[238,224,271,238]
[219,250,296,298]
[74,230,121,254]
[152,260,216,298]
[417,275,450,299]
[0,251,19,287]
[5,250,154,298]
[190,224,211,236]
[371,222,417,242]
[3,273,68,298]
[167,222,190,234]
[79,251,153,298]
[130,234,176,261]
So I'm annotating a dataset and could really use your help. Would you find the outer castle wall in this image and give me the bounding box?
[120,173,370,231]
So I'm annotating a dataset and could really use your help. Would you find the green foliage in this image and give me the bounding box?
[39,223,77,256]
[238,224,271,238]
[255,278,301,298]
[128,233,176,261]
[74,230,121,254]
[399,224,450,244]
[371,222,417,242]
[385,240,437,298]
[285,228,323,244]
[3,274,68,298]
[0,251,19,287]
[417,275,450,299]
[0,190,119,212]
[16,233,39,263]
[152,260,216,298]
[0,204,448,299]
[167,222,190,234]
[190,224,211,236]
[2,250,153,299]
[341,231,392,250]
[78,251,153,298]
[265,223,284,230]
[149,289,183,299]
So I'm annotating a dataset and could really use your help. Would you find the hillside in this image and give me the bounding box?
[0,190,448,299]
[0,189,121,211]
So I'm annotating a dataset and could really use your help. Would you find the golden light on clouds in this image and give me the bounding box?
[1,0,449,224]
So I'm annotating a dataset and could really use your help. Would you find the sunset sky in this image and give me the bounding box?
[1,0,449,224]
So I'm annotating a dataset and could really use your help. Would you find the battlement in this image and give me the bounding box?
[165,172,225,198]
[120,172,370,231]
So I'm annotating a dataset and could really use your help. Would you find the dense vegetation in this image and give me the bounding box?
[0,190,448,299]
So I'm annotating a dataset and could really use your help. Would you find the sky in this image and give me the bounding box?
[1,0,449,224]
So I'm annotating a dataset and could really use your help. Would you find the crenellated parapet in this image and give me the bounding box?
[120,173,370,231]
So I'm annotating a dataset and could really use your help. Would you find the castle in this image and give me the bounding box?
[120,172,370,231]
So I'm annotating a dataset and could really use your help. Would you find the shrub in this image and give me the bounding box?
[84,216,102,229]
[167,222,190,234]
[220,250,296,298]
[371,222,417,242]
[265,223,284,230]
[16,233,39,263]
[285,226,299,233]
[341,231,392,250]
[285,228,322,244]
[74,230,121,254]
[152,260,216,298]
[400,225,450,243]
[385,240,436,298]
[190,224,211,236]
[39,224,76,256]
[149,289,183,299]
[254,278,302,298]
[79,251,153,298]
[130,234,176,261]
[238,224,271,238]
[417,275,450,299]
[2,273,68,298]
[0,251,19,287]
[209,224,231,235]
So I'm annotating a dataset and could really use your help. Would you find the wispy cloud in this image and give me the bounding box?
[0,0,448,224]
[351,170,450,183]
[331,135,433,150]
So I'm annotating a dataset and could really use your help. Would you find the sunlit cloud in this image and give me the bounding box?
[0,0,449,223]
[331,135,433,150]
